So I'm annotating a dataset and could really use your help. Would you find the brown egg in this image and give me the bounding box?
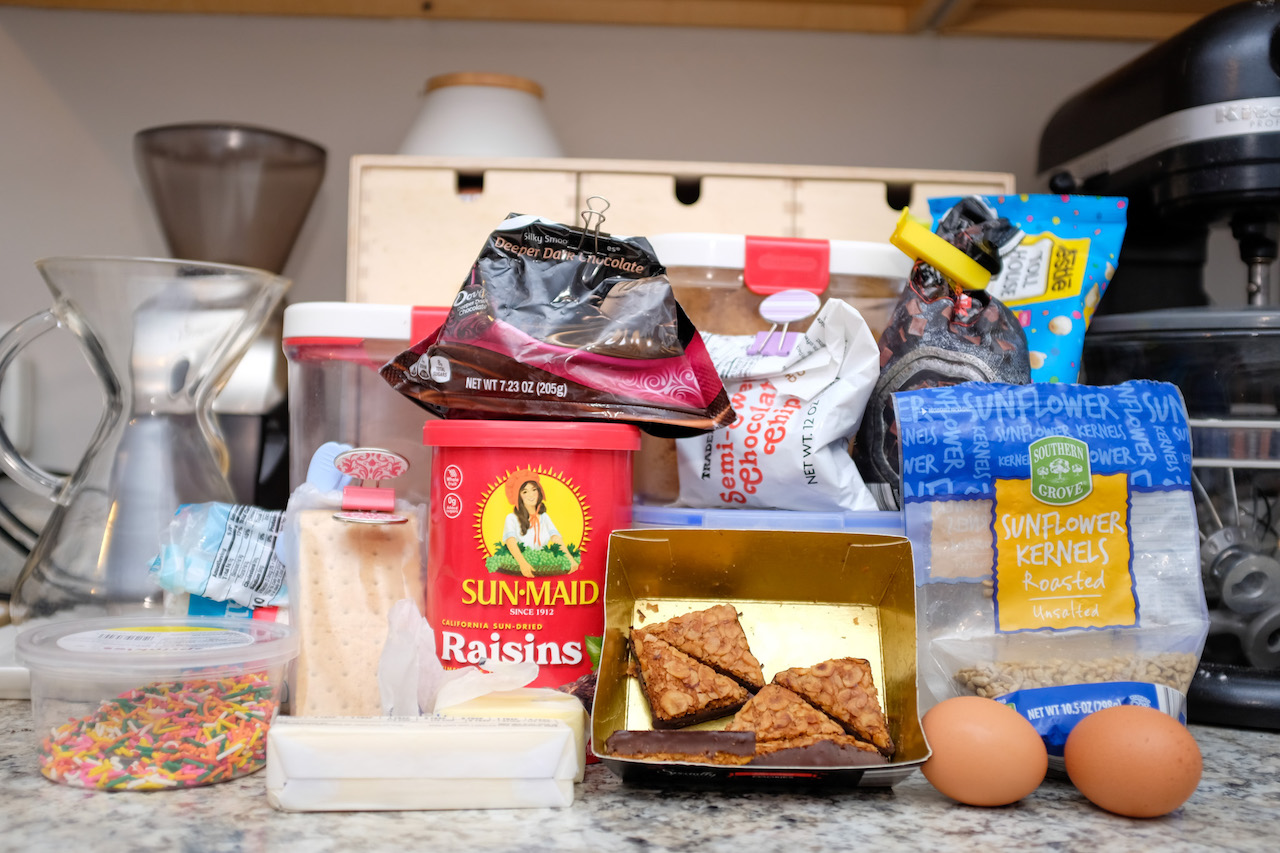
[1064,705,1202,818]
[920,696,1048,806]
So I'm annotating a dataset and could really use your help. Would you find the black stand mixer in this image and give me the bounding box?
[1039,1,1280,730]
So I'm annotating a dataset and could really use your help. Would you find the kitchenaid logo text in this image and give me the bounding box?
[1216,102,1280,129]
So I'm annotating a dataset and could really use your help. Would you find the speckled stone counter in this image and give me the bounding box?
[0,699,1276,853]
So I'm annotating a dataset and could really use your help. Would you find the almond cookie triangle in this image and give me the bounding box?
[630,629,749,729]
[772,657,895,757]
[643,603,765,692]
[726,684,844,741]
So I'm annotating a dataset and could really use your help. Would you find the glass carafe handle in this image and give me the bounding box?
[0,310,68,499]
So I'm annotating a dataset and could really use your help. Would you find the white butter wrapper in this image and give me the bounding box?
[437,688,587,782]
[266,716,577,811]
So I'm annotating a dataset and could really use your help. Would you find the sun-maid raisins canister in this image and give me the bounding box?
[422,420,640,693]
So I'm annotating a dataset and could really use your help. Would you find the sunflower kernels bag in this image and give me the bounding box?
[899,380,1208,771]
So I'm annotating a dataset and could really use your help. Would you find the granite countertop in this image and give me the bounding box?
[0,698,1275,853]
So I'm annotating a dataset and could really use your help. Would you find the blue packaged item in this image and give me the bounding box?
[899,380,1208,772]
[928,194,1128,384]
[150,502,288,609]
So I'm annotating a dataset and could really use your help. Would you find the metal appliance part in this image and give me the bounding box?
[1038,2,1280,313]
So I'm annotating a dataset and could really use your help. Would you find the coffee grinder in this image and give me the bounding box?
[1039,1,1280,729]
[135,122,326,509]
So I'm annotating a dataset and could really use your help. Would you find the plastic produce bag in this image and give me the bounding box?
[899,379,1209,771]
[150,502,287,609]
[378,599,539,716]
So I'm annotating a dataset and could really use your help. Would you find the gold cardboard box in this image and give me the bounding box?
[592,528,928,787]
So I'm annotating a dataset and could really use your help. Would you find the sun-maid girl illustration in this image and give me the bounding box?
[500,469,580,578]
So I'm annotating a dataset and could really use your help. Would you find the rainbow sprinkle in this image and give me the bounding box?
[37,672,279,790]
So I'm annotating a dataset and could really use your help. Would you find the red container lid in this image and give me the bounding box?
[423,420,641,451]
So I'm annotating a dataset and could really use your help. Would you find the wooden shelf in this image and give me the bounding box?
[0,0,1241,40]
[930,0,1234,40]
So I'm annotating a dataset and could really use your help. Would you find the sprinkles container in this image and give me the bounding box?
[16,616,297,790]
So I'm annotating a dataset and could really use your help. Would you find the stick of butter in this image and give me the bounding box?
[266,716,577,811]
[436,688,588,782]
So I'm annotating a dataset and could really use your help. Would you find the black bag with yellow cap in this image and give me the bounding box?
[853,197,1031,510]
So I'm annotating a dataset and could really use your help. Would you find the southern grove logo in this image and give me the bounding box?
[1029,436,1092,506]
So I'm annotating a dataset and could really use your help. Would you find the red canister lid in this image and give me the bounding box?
[423,419,641,451]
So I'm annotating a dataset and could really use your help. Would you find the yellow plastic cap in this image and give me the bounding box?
[890,208,992,291]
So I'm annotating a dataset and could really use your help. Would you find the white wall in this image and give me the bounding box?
[0,8,1163,470]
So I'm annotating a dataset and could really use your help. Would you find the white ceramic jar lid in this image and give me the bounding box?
[399,72,564,158]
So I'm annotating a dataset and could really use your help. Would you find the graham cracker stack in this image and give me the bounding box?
[292,510,425,716]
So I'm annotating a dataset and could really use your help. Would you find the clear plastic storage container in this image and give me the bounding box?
[282,302,448,504]
[16,616,297,790]
[636,235,911,505]
[649,233,912,342]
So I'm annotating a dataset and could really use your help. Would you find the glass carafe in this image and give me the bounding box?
[0,256,289,624]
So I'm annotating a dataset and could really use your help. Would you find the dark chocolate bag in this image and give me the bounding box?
[381,214,734,438]
[855,198,1031,509]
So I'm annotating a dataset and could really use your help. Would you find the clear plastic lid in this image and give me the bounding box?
[648,233,912,279]
[282,302,450,344]
[632,503,904,534]
[283,302,411,341]
[15,616,298,677]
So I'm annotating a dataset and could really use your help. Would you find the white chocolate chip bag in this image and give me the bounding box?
[899,380,1208,772]
[928,194,1128,384]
